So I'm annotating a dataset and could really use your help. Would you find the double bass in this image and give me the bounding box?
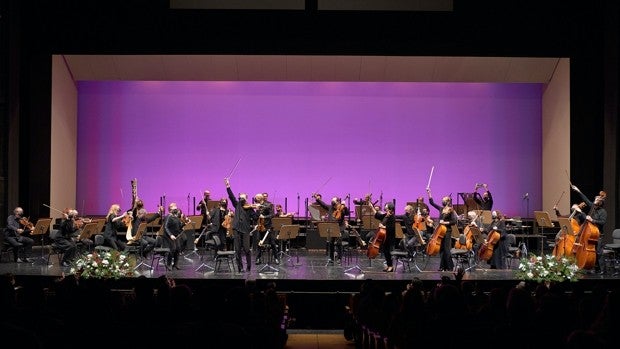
[552,204,582,259]
[573,191,605,269]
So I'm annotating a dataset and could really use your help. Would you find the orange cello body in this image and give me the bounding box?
[426,224,447,256]
[478,230,500,261]
[574,221,599,270]
[367,227,386,259]
[455,225,474,251]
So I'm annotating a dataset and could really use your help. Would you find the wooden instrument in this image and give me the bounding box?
[425,223,446,256]
[19,217,34,232]
[573,191,605,269]
[367,227,386,259]
[455,224,474,251]
[478,229,500,261]
[552,206,580,259]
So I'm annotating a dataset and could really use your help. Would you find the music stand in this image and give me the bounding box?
[308,205,325,222]
[534,211,554,254]
[183,215,203,259]
[354,205,374,219]
[557,217,573,236]
[78,222,99,240]
[317,222,340,266]
[278,224,300,267]
[475,210,493,225]
[30,218,52,265]
[273,217,294,262]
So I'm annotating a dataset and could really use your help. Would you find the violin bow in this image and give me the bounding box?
[554,191,565,208]
[565,169,572,186]
[426,166,435,190]
[313,177,332,196]
[225,158,242,180]
[43,203,64,215]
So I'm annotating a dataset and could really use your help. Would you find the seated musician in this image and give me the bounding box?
[52,209,79,267]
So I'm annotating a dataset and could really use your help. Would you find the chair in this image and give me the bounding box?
[602,229,620,275]
[505,233,521,269]
[212,236,236,272]
[451,235,472,272]
[0,229,17,262]
[46,229,65,266]
[151,233,171,271]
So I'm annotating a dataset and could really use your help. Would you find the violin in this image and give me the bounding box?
[74,217,92,229]
[19,217,34,231]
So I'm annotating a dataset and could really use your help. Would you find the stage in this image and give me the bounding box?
[3,245,620,329]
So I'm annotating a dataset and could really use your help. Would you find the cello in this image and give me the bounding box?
[426,223,447,256]
[478,229,500,261]
[367,227,386,259]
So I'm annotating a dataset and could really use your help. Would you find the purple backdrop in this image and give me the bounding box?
[77,81,541,218]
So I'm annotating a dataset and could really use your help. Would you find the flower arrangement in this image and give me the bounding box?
[70,250,135,279]
[516,254,582,283]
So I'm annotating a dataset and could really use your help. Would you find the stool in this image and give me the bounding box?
[214,250,236,272]
[451,248,472,272]
[391,250,411,272]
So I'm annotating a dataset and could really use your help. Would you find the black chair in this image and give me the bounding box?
[212,236,236,272]
[150,235,171,271]
[0,229,17,262]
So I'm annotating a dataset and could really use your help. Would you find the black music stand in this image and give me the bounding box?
[182,215,203,260]
[131,223,153,271]
[534,211,554,254]
[317,222,340,266]
[76,222,99,254]
[467,225,484,271]
[258,230,279,274]
[278,224,300,267]
[273,217,294,261]
[31,218,52,265]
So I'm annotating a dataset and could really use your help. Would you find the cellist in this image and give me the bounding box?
[369,202,396,272]
[571,185,607,273]
[427,189,458,272]
[314,194,350,264]
[484,210,508,269]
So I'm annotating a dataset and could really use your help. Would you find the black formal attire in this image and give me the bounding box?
[53,218,79,266]
[227,186,257,272]
[103,214,127,251]
[429,198,457,271]
[488,218,507,269]
[575,190,607,271]
[395,212,418,256]
[196,198,211,229]
[316,198,349,262]
[4,214,34,262]
[208,206,230,250]
[473,191,493,211]
[254,201,280,264]
[129,211,160,258]
[163,212,184,268]
[375,211,396,269]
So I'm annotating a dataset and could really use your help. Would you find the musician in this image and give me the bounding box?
[473,183,493,211]
[163,202,183,270]
[410,196,430,215]
[314,194,350,263]
[4,207,35,263]
[52,209,79,267]
[196,190,212,228]
[395,205,423,257]
[103,204,129,251]
[571,185,607,273]
[427,189,457,272]
[370,202,397,272]
[485,210,507,269]
[254,193,280,265]
[275,204,294,218]
[206,198,231,251]
[552,202,586,243]
[353,193,375,206]
[129,199,163,258]
[226,178,257,272]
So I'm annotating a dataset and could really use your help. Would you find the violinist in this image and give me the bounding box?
[226,178,257,272]
[427,189,457,272]
[52,209,79,267]
[102,204,129,251]
[129,199,163,258]
[571,185,607,273]
[369,202,396,272]
[253,193,280,265]
[204,198,231,251]
[4,207,34,263]
[196,190,212,228]
[314,194,350,264]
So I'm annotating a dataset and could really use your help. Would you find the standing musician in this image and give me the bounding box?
[103,204,129,251]
[129,199,164,258]
[369,202,397,272]
[4,207,35,263]
[427,189,457,272]
[313,194,350,264]
[53,209,79,267]
[571,185,607,273]
[484,210,507,269]
[163,202,183,270]
[253,193,280,265]
[473,183,493,211]
[353,193,376,206]
[204,197,231,251]
[226,178,257,272]
[196,190,212,229]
